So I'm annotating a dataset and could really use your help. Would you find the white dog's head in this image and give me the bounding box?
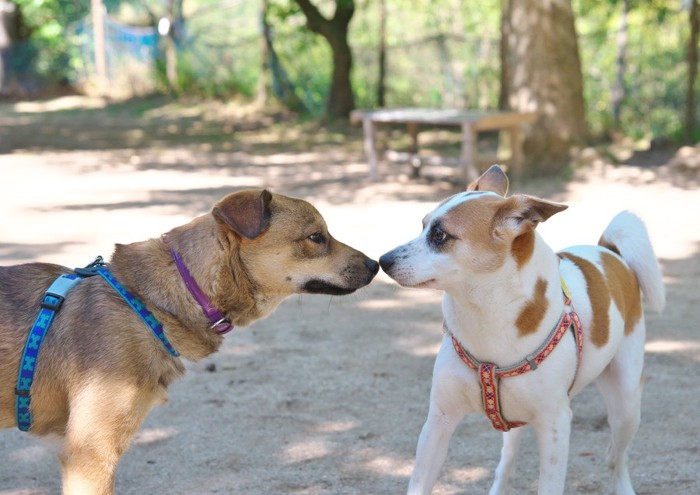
[379,165,567,292]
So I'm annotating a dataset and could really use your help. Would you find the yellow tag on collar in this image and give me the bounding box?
[561,276,572,299]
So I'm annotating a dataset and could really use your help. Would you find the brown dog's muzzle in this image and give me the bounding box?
[303,256,379,295]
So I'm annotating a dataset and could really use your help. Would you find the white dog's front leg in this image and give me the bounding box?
[407,347,472,495]
[489,427,526,495]
[407,405,465,494]
[532,405,573,495]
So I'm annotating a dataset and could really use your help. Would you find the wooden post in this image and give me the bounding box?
[509,125,523,179]
[362,117,379,181]
[407,121,421,178]
[460,122,478,184]
[91,0,108,96]
[164,0,178,91]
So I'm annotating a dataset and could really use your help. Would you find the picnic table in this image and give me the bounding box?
[350,108,537,182]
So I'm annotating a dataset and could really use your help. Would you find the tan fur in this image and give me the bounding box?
[599,238,621,256]
[515,277,549,337]
[443,196,511,273]
[601,251,642,335]
[0,189,378,494]
[511,231,535,268]
[560,252,612,347]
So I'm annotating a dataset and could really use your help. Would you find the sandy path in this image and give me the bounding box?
[0,98,698,494]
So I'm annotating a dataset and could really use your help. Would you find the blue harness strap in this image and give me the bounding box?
[15,274,83,431]
[15,259,179,432]
[94,267,179,358]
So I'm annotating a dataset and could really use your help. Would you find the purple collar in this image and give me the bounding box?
[169,248,233,335]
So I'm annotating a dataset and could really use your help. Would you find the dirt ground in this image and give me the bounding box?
[0,96,698,495]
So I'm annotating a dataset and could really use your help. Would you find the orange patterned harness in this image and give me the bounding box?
[444,279,583,432]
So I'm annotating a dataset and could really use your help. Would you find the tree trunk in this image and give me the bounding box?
[612,0,630,131]
[261,1,306,112]
[164,0,178,91]
[91,0,108,96]
[377,0,386,107]
[686,0,699,142]
[257,0,269,106]
[0,0,18,95]
[294,0,356,118]
[500,0,588,175]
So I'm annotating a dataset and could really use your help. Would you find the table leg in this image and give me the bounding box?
[407,121,421,178]
[362,117,379,181]
[460,122,479,183]
[509,125,524,179]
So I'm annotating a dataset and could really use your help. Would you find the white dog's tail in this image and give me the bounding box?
[599,211,665,312]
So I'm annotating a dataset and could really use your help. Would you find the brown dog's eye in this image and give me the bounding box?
[308,232,326,244]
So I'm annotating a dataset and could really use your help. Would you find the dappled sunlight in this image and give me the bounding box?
[132,427,177,445]
[645,340,700,359]
[395,332,443,357]
[1,96,698,494]
[216,341,264,358]
[7,443,55,464]
[13,96,108,113]
[360,450,414,477]
[446,466,492,485]
[312,420,358,434]
[280,439,333,464]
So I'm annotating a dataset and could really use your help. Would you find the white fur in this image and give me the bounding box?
[380,197,664,495]
[600,211,666,312]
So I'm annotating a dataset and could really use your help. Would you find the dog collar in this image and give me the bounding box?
[444,282,583,432]
[169,248,233,335]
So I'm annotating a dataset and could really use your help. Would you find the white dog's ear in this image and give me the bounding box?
[467,164,509,196]
[495,194,568,238]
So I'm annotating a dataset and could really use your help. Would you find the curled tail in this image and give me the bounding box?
[598,211,666,313]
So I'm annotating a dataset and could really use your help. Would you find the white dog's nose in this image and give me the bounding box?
[378,251,397,272]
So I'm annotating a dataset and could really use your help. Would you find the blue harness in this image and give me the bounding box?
[15,257,179,432]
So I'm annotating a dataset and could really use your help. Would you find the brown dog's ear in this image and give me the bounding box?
[495,194,568,238]
[213,189,273,239]
[467,164,509,196]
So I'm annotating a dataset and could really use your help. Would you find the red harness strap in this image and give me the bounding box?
[447,288,583,432]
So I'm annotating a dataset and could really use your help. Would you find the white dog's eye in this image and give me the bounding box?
[308,232,326,244]
[431,227,449,245]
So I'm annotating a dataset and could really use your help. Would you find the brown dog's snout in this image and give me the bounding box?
[364,257,380,275]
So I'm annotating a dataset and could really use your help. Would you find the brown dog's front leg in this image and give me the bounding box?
[59,379,155,495]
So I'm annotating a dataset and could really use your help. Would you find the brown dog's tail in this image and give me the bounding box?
[599,211,666,313]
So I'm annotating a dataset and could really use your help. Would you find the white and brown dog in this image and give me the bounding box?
[379,165,665,495]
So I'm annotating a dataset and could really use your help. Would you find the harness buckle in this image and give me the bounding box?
[525,355,538,370]
[40,293,64,311]
[14,388,30,397]
[74,256,106,277]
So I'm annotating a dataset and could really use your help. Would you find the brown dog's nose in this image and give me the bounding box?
[365,258,380,275]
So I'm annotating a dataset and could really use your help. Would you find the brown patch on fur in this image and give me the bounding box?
[598,237,621,256]
[515,278,549,336]
[512,231,535,269]
[559,252,611,347]
[601,252,642,335]
[443,195,510,272]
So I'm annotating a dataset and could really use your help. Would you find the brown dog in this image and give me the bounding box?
[0,189,379,495]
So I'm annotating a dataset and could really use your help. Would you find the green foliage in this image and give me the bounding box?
[13,0,126,84]
[575,0,689,139]
[9,0,696,142]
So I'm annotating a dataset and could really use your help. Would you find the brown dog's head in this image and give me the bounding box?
[213,190,379,301]
[379,165,567,292]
